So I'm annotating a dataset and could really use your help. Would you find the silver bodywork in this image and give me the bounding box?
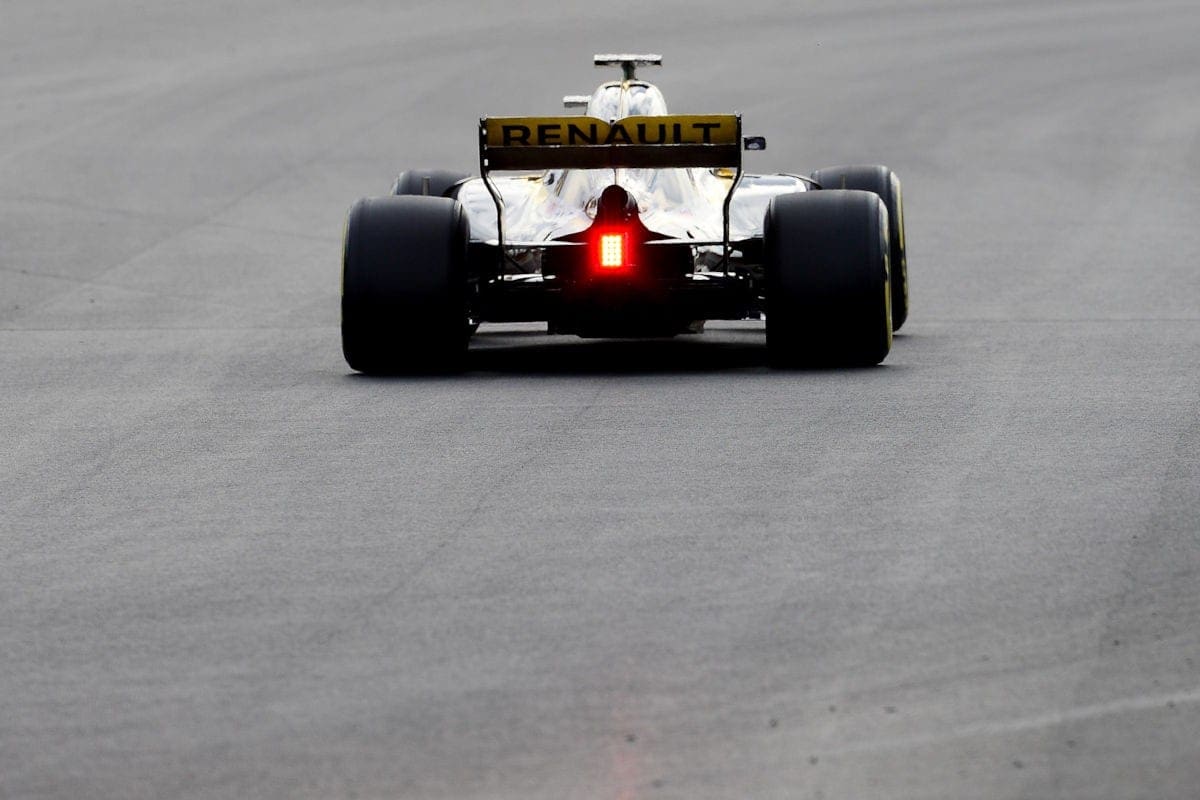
[456,78,808,264]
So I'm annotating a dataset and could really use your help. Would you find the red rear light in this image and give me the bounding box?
[597,232,626,269]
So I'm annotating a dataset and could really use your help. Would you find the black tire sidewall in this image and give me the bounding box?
[810,165,908,331]
[765,190,892,367]
[342,195,470,373]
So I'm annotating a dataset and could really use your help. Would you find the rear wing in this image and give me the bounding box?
[478,114,745,258]
[480,114,742,171]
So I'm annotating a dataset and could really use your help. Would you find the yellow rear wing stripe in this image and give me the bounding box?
[481,114,741,171]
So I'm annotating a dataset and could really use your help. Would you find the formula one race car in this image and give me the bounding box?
[342,54,908,372]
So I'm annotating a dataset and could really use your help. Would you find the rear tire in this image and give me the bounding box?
[765,190,892,367]
[810,165,908,331]
[391,169,471,198]
[341,196,471,374]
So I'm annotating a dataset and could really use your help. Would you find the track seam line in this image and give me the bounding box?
[821,687,1200,756]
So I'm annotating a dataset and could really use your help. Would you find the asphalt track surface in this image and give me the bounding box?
[3,2,1199,798]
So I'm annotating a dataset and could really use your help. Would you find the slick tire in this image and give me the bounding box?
[764,190,892,367]
[341,195,471,374]
[391,169,471,199]
[810,165,908,331]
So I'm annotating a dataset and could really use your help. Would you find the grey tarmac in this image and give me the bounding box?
[2,1,1198,798]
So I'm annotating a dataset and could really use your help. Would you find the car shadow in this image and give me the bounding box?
[465,332,770,375]
[342,323,895,378]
